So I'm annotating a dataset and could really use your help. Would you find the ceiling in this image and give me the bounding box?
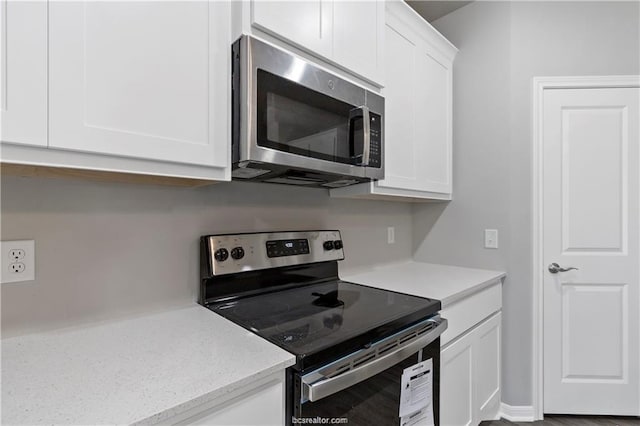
[406,0,473,22]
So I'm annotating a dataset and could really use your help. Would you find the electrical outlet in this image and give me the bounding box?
[10,262,26,273]
[9,249,25,261]
[1,240,35,283]
[484,229,498,249]
[387,227,395,244]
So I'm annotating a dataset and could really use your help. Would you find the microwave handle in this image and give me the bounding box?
[302,317,447,403]
[349,106,371,166]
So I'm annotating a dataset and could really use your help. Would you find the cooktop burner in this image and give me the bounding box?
[209,280,440,368]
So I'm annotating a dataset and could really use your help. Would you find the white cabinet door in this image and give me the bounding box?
[475,312,501,421]
[0,0,47,146]
[379,19,415,190]
[251,0,333,59]
[441,312,502,426]
[49,1,229,168]
[167,372,285,426]
[441,331,474,426]
[412,48,452,194]
[179,378,284,425]
[332,1,384,84]
[378,6,453,194]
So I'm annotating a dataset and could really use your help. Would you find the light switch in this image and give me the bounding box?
[484,229,498,249]
[387,227,395,244]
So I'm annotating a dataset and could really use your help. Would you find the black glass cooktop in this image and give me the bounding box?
[208,280,440,370]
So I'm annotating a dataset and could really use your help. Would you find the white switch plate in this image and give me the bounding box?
[484,229,498,249]
[387,227,395,244]
[1,240,35,283]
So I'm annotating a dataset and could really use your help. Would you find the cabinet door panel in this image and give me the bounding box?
[0,0,47,146]
[379,23,417,190]
[415,49,452,194]
[179,377,284,426]
[251,0,332,59]
[333,1,383,84]
[475,313,501,421]
[49,1,228,167]
[379,18,453,194]
[441,335,474,426]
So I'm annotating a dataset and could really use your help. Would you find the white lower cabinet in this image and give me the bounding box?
[441,312,501,426]
[441,331,474,426]
[166,371,285,426]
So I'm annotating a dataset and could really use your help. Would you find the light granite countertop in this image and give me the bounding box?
[341,261,506,307]
[1,305,295,425]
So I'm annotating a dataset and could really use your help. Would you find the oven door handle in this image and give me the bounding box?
[301,317,447,403]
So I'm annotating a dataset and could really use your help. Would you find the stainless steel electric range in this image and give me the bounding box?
[200,231,447,425]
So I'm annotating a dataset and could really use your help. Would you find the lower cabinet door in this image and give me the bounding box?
[441,331,474,426]
[441,312,502,426]
[168,372,285,426]
[475,313,501,421]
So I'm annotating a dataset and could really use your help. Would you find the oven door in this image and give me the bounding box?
[233,36,384,180]
[290,317,447,426]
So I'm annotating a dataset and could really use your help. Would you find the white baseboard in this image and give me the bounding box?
[499,403,536,422]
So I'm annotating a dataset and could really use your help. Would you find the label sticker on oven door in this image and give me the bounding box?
[399,359,434,424]
[401,407,434,426]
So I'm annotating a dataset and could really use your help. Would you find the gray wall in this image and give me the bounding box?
[413,1,640,407]
[1,176,412,337]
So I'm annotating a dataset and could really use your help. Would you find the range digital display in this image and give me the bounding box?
[266,239,310,258]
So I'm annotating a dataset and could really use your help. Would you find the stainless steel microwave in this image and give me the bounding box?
[231,36,384,188]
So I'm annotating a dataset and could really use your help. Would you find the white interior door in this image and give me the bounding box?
[542,85,640,415]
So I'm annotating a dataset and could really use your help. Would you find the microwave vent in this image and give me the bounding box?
[232,167,270,179]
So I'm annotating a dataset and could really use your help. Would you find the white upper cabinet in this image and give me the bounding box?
[382,19,452,194]
[0,0,47,147]
[245,0,384,86]
[331,1,457,201]
[251,1,333,59]
[332,1,384,85]
[48,1,228,169]
[2,1,230,182]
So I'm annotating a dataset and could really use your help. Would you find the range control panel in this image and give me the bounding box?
[203,231,344,276]
[266,238,310,258]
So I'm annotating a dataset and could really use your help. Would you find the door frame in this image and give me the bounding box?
[531,75,640,420]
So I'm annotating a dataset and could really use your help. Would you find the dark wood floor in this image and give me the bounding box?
[480,415,640,425]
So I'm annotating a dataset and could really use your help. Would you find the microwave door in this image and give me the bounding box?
[348,106,371,166]
[258,71,358,166]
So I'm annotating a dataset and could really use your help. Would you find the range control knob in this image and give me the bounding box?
[231,247,245,260]
[323,240,334,251]
[333,240,343,250]
[214,248,229,262]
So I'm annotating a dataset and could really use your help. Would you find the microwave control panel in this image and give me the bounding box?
[369,112,382,168]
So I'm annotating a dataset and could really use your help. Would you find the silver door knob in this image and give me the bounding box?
[548,263,579,274]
